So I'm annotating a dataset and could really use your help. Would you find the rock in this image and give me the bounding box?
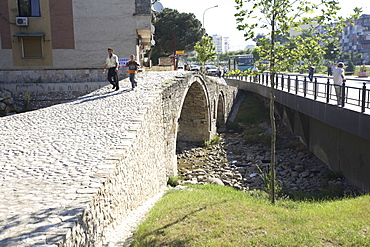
[300,171,311,178]
[176,122,360,196]
[294,165,305,172]
[207,177,224,186]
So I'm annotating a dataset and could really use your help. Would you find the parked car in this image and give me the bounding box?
[205,65,218,76]
[190,65,200,71]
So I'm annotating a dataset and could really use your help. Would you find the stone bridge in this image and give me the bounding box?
[0,72,238,246]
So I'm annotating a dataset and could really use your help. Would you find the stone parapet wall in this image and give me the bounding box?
[0,69,129,84]
[62,91,168,246]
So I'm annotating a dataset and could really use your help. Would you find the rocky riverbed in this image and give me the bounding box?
[177,122,360,198]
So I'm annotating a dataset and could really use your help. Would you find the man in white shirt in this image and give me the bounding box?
[332,62,346,105]
[103,48,119,91]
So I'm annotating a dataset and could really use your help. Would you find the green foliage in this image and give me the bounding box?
[23,92,31,111]
[256,164,282,197]
[167,176,181,187]
[194,36,217,65]
[204,135,222,147]
[360,62,367,72]
[151,8,202,65]
[218,48,254,61]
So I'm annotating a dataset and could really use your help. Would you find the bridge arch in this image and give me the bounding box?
[216,91,226,132]
[177,77,211,143]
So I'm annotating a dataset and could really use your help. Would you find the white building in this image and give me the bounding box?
[211,34,230,54]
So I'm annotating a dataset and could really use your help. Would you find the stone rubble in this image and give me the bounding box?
[177,122,360,196]
[0,89,20,116]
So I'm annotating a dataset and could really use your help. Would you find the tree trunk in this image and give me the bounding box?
[269,3,277,204]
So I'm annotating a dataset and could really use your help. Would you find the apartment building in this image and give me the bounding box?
[211,34,230,54]
[0,0,153,83]
[341,14,370,64]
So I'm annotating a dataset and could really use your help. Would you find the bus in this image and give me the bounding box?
[228,54,254,72]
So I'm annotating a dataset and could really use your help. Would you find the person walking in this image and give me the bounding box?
[102,48,119,91]
[308,66,315,82]
[332,62,346,106]
[126,55,140,90]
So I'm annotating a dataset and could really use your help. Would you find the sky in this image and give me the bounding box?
[156,0,369,51]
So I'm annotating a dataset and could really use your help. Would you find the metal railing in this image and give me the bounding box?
[227,72,370,113]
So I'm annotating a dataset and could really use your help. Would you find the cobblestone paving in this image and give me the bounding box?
[0,71,183,246]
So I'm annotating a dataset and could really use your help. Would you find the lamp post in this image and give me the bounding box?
[202,5,218,36]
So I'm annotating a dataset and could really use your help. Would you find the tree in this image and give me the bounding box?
[323,39,342,63]
[151,8,202,65]
[235,0,361,203]
[194,36,217,71]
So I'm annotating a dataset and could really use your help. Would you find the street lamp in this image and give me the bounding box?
[202,5,218,36]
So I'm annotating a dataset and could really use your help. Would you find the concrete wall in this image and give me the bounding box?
[226,78,370,191]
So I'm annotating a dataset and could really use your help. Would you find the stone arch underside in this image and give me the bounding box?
[216,92,226,132]
[177,81,210,143]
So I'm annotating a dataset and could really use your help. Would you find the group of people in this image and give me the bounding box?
[102,48,140,91]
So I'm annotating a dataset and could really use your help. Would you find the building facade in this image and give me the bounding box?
[0,0,153,83]
[341,14,370,64]
[211,34,230,54]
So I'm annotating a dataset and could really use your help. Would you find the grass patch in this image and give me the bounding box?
[132,185,370,246]
[204,136,222,147]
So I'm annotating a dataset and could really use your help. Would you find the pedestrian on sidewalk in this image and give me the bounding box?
[102,48,120,91]
[126,55,140,90]
[332,62,346,106]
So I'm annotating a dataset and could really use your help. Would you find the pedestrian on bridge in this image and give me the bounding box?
[126,55,140,90]
[308,66,315,82]
[102,48,120,91]
[332,62,346,105]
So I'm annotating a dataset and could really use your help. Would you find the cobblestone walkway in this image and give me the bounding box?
[0,71,182,246]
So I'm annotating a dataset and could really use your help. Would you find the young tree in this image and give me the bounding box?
[235,0,361,203]
[194,36,217,72]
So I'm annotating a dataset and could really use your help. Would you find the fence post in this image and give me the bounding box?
[326,78,330,103]
[295,76,298,94]
[362,82,366,113]
[276,74,279,88]
[303,77,307,97]
[287,75,291,93]
[281,74,284,90]
[341,82,346,107]
[314,77,318,100]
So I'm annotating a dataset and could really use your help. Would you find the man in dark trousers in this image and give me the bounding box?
[102,48,119,91]
[126,55,140,90]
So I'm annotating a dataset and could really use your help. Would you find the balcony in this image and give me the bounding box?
[359,40,370,44]
[359,48,370,53]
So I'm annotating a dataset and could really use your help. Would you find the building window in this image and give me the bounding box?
[22,37,43,58]
[18,0,41,17]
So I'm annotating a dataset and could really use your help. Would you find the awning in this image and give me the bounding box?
[13,33,45,37]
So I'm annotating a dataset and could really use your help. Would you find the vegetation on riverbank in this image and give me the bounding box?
[132,184,369,246]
